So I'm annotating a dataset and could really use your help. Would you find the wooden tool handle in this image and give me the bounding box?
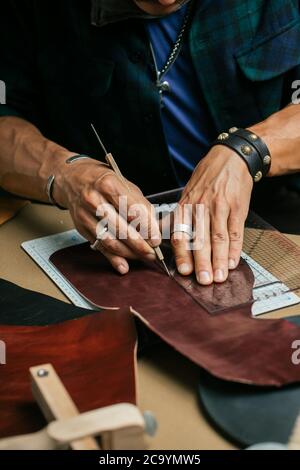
[30,364,99,450]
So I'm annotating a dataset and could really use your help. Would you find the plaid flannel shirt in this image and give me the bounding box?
[0,0,300,193]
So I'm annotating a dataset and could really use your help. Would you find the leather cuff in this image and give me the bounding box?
[212,133,264,183]
[227,127,271,176]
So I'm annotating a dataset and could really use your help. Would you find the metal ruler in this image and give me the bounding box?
[22,229,300,316]
[22,231,94,310]
[242,252,300,315]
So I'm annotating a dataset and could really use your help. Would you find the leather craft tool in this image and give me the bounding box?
[90,123,171,277]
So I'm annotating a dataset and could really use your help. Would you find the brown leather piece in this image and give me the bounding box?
[0,309,137,438]
[50,242,300,387]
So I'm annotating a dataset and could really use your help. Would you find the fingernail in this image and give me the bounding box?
[118,263,128,275]
[229,259,236,270]
[198,271,211,285]
[178,263,191,275]
[214,269,224,282]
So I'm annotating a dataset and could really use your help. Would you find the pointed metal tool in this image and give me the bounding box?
[90,123,171,277]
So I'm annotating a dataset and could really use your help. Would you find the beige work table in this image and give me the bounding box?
[1,202,300,450]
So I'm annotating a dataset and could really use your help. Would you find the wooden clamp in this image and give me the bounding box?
[0,364,155,450]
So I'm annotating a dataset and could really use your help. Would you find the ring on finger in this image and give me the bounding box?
[171,223,194,240]
[90,226,108,251]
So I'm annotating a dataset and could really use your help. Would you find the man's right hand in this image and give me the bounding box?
[53,158,162,274]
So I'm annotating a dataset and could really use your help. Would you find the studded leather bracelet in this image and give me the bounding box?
[227,127,271,177]
[212,128,272,183]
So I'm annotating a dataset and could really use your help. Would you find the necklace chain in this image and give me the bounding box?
[158,0,194,81]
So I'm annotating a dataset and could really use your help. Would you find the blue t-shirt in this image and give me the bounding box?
[146,3,216,183]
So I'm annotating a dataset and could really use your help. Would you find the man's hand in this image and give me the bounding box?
[53,158,161,275]
[172,146,253,285]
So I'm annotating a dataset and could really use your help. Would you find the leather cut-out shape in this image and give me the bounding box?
[50,243,300,387]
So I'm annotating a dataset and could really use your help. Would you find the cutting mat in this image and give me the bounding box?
[22,230,300,316]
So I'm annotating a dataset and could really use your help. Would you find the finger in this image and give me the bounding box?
[94,242,130,275]
[77,206,146,261]
[171,203,193,276]
[80,189,156,261]
[96,173,161,247]
[193,206,213,285]
[211,203,230,283]
[75,222,130,275]
[172,232,194,275]
[228,211,245,270]
[96,201,156,261]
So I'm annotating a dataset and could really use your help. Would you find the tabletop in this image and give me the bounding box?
[1,202,300,450]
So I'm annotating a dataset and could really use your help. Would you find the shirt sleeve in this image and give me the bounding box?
[0,0,42,125]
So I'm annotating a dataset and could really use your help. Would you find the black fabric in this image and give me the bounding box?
[0,278,95,326]
[198,314,300,447]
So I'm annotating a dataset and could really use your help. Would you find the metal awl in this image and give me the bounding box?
[90,123,171,277]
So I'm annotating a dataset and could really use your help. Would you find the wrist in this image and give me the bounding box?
[212,127,270,183]
[53,156,108,209]
[248,105,300,177]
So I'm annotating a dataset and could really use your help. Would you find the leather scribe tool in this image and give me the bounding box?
[90,123,171,277]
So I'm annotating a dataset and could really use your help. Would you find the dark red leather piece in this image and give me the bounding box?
[0,309,137,438]
[51,244,300,386]
[51,243,300,387]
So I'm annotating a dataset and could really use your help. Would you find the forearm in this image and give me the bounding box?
[0,116,74,202]
[249,104,300,177]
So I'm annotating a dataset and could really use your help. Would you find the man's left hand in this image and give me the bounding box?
[172,146,253,285]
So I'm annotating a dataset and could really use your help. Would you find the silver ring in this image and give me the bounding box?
[171,223,194,239]
[90,226,108,251]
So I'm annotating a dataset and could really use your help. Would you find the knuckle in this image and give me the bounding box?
[99,173,117,195]
[134,238,149,255]
[212,231,228,243]
[229,230,242,242]
[80,189,93,208]
[212,195,225,210]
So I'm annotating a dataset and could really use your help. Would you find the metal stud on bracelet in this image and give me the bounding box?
[227,127,271,176]
[214,133,264,183]
[254,171,263,183]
